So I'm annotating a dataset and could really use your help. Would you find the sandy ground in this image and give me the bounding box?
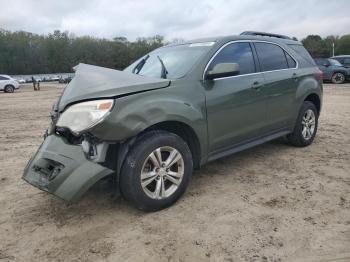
[0,83,349,262]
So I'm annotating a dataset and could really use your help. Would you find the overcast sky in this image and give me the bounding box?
[1,0,349,41]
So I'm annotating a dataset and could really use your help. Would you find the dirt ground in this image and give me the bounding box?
[0,83,349,262]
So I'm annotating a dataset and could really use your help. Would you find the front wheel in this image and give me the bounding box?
[120,131,193,211]
[287,101,318,147]
[331,72,345,84]
[4,85,14,93]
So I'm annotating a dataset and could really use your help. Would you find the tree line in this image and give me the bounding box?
[0,29,350,75]
[302,34,350,58]
[0,29,165,75]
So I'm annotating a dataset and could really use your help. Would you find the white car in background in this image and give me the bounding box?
[0,75,20,93]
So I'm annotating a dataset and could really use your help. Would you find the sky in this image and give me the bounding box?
[1,0,349,41]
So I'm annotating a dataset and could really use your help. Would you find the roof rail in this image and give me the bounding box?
[240,31,292,40]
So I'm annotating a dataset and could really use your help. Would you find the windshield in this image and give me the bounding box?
[329,59,342,66]
[124,42,215,79]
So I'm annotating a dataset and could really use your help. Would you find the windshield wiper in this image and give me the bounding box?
[132,55,150,74]
[157,56,168,79]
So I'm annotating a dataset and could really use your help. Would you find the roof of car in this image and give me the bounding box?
[332,55,350,58]
[0,74,11,78]
[169,33,301,48]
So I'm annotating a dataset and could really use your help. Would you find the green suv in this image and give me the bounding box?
[23,31,323,211]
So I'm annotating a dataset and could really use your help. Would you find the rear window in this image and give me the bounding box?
[288,44,315,66]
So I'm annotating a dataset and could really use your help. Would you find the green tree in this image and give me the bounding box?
[336,34,350,55]
[302,35,329,58]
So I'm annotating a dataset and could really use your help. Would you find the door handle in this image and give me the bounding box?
[292,72,298,81]
[251,81,261,90]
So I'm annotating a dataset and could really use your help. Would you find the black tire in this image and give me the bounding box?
[331,72,345,84]
[120,130,193,211]
[4,85,14,93]
[287,101,318,147]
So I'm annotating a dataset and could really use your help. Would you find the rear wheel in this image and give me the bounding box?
[120,131,193,211]
[287,101,318,147]
[331,72,345,84]
[4,85,14,93]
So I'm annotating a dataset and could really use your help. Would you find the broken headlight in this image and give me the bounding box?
[56,99,114,135]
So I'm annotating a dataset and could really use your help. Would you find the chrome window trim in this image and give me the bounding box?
[202,40,299,81]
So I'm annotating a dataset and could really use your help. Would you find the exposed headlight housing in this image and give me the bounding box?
[56,99,114,134]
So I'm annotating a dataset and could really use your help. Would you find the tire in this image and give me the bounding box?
[287,101,318,147]
[120,130,193,211]
[4,85,14,93]
[331,72,345,84]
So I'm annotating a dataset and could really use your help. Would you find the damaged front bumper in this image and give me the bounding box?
[22,135,114,201]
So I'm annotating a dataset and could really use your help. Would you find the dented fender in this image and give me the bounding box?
[89,81,209,161]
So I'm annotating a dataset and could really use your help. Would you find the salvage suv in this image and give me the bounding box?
[23,31,323,211]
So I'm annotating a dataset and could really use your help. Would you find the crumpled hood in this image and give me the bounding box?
[58,63,170,111]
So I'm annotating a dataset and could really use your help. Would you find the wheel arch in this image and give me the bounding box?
[304,93,321,114]
[143,121,202,169]
[332,70,347,76]
[4,84,15,91]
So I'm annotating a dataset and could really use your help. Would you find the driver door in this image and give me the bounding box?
[204,42,267,154]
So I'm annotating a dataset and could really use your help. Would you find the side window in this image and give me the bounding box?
[0,76,9,80]
[208,42,256,76]
[285,51,296,68]
[255,42,289,71]
[344,58,350,65]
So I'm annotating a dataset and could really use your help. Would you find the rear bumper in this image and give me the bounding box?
[22,135,114,201]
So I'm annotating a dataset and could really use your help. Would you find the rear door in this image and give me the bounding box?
[204,41,266,153]
[253,41,299,133]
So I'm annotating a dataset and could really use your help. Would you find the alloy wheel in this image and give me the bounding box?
[301,109,316,140]
[332,73,345,84]
[141,146,184,200]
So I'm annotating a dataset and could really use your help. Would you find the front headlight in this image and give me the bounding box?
[56,99,114,134]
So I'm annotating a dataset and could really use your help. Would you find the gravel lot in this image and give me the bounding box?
[0,83,349,262]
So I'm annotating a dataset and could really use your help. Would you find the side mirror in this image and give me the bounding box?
[323,63,330,67]
[206,63,240,80]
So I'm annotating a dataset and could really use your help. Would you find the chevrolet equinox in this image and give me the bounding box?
[23,31,323,211]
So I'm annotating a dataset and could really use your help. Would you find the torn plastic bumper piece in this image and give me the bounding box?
[22,135,114,201]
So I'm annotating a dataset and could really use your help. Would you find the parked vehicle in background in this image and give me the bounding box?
[23,31,323,211]
[51,76,60,81]
[331,55,350,68]
[17,79,26,84]
[58,76,73,84]
[314,58,350,84]
[0,75,20,93]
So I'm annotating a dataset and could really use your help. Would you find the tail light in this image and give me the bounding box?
[318,68,324,83]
